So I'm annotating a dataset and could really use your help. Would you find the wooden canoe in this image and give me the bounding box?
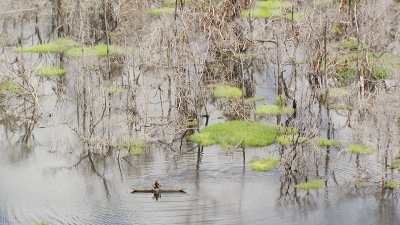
[130,188,186,193]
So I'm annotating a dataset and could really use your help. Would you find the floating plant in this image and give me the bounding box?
[250,157,280,172]
[36,66,66,78]
[66,44,127,58]
[318,138,340,148]
[190,120,277,148]
[0,80,21,95]
[241,0,292,19]
[371,66,389,80]
[295,179,325,190]
[337,37,367,51]
[390,158,400,169]
[116,139,145,156]
[347,144,374,155]
[327,87,349,98]
[17,38,77,54]
[145,0,180,15]
[105,86,128,94]
[274,125,299,135]
[256,104,294,116]
[276,135,307,146]
[384,180,400,190]
[146,7,174,16]
[213,85,243,99]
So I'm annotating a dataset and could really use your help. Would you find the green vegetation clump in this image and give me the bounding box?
[337,37,366,51]
[328,87,349,98]
[276,135,307,145]
[348,144,374,155]
[36,66,66,78]
[0,80,21,94]
[318,138,340,148]
[337,66,356,82]
[66,44,127,57]
[105,86,128,94]
[385,180,400,190]
[146,7,175,16]
[295,179,325,190]
[250,157,280,172]
[371,66,389,80]
[117,139,145,156]
[241,0,292,19]
[213,85,242,98]
[390,158,400,169]
[190,120,278,148]
[256,104,294,116]
[17,38,77,54]
[274,125,299,135]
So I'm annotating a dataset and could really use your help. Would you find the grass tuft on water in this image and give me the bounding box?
[256,104,294,116]
[250,157,280,172]
[116,139,145,156]
[276,135,307,145]
[66,44,127,57]
[295,180,325,190]
[36,66,66,78]
[146,7,175,16]
[0,80,22,94]
[348,144,374,155]
[189,120,278,148]
[385,180,400,190]
[318,138,340,148]
[213,85,242,98]
[390,159,400,169]
[337,37,367,51]
[17,38,77,54]
[105,86,128,94]
[241,0,292,19]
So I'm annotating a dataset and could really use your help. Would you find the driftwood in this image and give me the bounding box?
[130,188,186,193]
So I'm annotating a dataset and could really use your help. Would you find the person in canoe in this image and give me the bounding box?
[153,180,161,189]
[152,180,161,200]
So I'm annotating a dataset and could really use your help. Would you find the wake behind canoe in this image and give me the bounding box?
[131,188,186,193]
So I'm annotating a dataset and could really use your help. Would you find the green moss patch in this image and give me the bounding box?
[295,179,325,190]
[390,159,400,169]
[274,125,298,135]
[348,144,374,155]
[36,66,66,78]
[318,138,340,148]
[256,104,294,116]
[17,38,77,54]
[337,37,367,51]
[105,86,128,94]
[190,120,278,148]
[250,157,280,172]
[241,0,292,19]
[384,180,400,190]
[327,87,349,98]
[213,85,243,98]
[276,135,307,145]
[116,139,145,156]
[0,80,22,94]
[66,44,127,57]
[146,7,175,16]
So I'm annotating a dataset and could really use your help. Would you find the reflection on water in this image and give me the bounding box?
[0,139,399,225]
